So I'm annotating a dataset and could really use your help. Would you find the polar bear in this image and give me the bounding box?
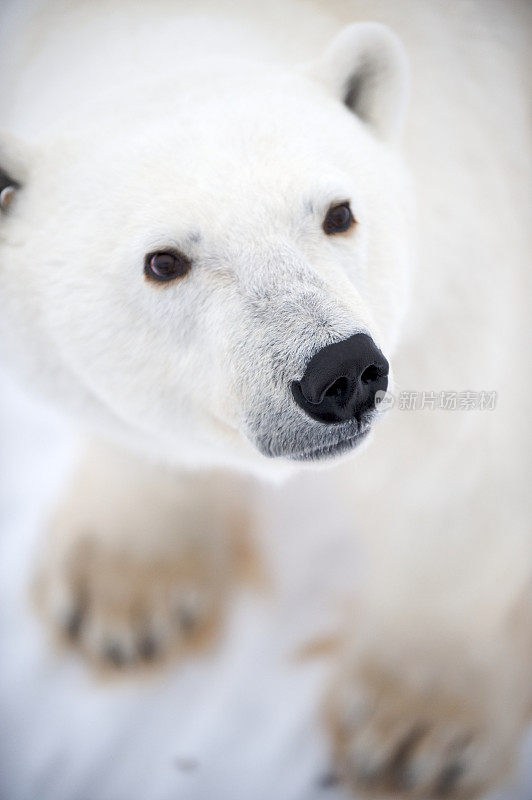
[0,0,531,798]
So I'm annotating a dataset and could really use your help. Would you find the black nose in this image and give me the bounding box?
[291,333,389,424]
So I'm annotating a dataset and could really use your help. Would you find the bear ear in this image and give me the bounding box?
[0,131,32,211]
[301,23,409,142]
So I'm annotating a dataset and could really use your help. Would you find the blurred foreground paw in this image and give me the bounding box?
[324,629,529,800]
[33,527,233,674]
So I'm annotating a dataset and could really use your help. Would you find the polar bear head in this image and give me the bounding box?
[0,23,413,477]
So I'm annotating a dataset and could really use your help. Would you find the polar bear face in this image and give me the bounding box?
[0,24,413,477]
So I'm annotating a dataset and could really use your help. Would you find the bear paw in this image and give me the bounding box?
[324,643,524,800]
[34,533,230,673]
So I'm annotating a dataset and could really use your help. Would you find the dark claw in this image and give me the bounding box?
[434,761,465,797]
[387,725,427,790]
[138,634,158,661]
[317,771,340,789]
[103,641,126,667]
[65,605,84,640]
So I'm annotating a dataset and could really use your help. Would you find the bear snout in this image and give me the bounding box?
[291,333,389,425]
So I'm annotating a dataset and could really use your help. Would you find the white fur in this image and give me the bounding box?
[0,0,414,476]
[0,0,531,797]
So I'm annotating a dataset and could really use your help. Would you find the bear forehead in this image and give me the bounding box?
[31,57,402,237]
[47,57,374,174]
[61,92,377,203]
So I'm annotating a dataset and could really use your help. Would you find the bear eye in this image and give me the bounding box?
[144,250,191,283]
[323,202,355,235]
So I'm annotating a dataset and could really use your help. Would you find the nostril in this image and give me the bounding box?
[360,364,382,385]
[325,376,350,402]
